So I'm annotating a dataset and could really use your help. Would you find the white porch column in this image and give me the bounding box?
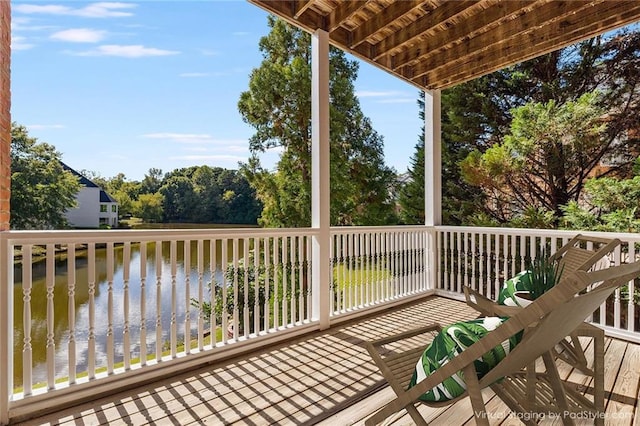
[311,29,331,329]
[424,90,442,291]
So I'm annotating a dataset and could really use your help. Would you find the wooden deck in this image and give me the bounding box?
[16,296,640,426]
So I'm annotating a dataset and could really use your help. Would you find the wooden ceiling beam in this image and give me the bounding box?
[349,0,424,48]
[404,0,598,79]
[419,1,640,89]
[372,0,481,61]
[390,0,539,71]
[293,0,315,19]
[326,1,368,32]
[248,0,375,58]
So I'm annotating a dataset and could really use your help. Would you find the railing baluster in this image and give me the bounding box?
[306,236,312,319]
[123,242,131,370]
[629,241,636,332]
[253,237,260,334]
[221,239,228,343]
[282,237,288,326]
[197,239,204,351]
[67,244,76,384]
[243,237,250,337]
[290,236,296,322]
[22,245,33,395]
[88,243,96,379]
[298,236,304,321]
[139,242,147,366]
[273,237,279,329]
[263,237,270,332]
[170,240,177,357]
[232,239,239,340]
[46,244,56,389]
[210,239,217,345]
[184,240,191,354]
[155,241,162,362]
[106,242,114,374]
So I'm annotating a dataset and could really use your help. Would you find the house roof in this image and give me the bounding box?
[248,0,640,90]
[61,162,117,204]
[61,162,98,188]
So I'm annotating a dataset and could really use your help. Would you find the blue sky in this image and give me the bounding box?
[10,1,423,181]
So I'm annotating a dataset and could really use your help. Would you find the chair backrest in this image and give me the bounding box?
[480,260,640,386]
[550,234,620,274]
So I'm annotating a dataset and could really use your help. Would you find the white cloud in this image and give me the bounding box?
[51,28,107,43]
[377,98,416,104]
[198,49,219,57]
[11,35,35,50]
[13,2,136,18]
[142,133,215,144]
[355,90,406,98]
[179,72,210,78]
[70,44,180,57]
[355,89,416,104]
[27,124,66,129]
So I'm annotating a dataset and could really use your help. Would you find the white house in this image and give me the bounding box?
[62,163,119,228]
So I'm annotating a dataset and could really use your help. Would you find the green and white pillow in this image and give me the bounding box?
[408,317,521,402]
[497,270,532,306]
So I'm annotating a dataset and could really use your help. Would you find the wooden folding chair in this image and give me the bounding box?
[365,260,640,426]
[463,234,621,374]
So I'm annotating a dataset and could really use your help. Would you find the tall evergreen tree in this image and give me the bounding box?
[238,17,397,227]
[401,29,640,226]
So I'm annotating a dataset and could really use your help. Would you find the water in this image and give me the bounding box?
[12,239,245,388]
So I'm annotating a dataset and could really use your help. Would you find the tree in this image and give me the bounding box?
[134,192,164,223]
[10,123,81,229]
[402,29,640,226]
[238,17,398,227]
[560,158,640,232]
[461,92,608,224]
[398,91,486,225]
[140,168,164,195]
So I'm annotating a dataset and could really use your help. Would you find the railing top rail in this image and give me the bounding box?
[434,225,640,242]
[1,227,319,244]
[330,225,430,234]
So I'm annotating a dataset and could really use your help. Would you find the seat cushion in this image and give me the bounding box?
[497,270,532,306]
[408,317,521,402]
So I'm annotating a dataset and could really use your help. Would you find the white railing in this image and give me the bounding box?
[2,225,639,423]
[0,226,432,423]
[330,226,430,315]
[435,226,640,342]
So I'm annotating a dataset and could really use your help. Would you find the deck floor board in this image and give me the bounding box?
[14,296,639,426]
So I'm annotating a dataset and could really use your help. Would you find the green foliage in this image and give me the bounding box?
[134,192,164,223]
[10,123,81,229]
[560,172,640,232]
[398,141,425,225]
[238,17,398,227]
[404,31,640,227]
[461,91,607,224]
[526,250,564,300]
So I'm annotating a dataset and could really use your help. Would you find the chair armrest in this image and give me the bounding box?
[463,285,498,316]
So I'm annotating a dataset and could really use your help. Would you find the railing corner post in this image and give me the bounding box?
[0,232,13,425]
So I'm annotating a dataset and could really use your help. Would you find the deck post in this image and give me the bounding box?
[424,90,441,291]
[0,0,11,423]
[311,29,331,329]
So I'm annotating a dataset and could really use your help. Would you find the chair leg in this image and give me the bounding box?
[406,404,428,426]
[463,364,489,426]
[592,330,605,426]
[542,351,575,426]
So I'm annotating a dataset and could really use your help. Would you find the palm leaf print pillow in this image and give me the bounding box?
[497,270,532,306]
[408,317,521,402]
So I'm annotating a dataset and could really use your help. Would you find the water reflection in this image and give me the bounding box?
[13,240,243,388]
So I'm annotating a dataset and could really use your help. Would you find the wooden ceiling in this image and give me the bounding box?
[248,0,640,90]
